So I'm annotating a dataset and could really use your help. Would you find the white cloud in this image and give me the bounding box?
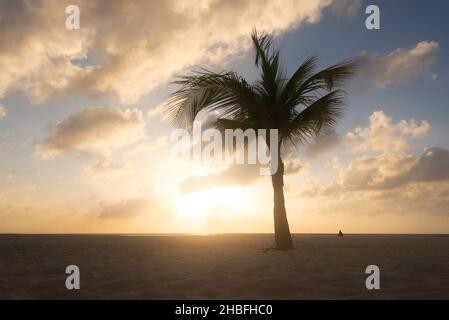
[298,147,449,217]
[82,156,134,179]
[35,107,145,159]
[99,198,158,219]
[346,110,429,154]
[304,128,341,157]
[299,179,321,197]
[296,109,449,218]
[181,164,261,193]
[0,0,350,104]
[284,158,304,175]
[383,147,449,187]
[364,41,439,88]
[0,103,8,119]
[317,147,449,194]
[339,153,417,191]
[301,147,449,194]
[147,103,167,119]
[330,0,362,17]
[0,1,91,104]
[125,135,168,159]
[0,104,7,118]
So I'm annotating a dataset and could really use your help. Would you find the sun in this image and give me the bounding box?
[177,187,245,220]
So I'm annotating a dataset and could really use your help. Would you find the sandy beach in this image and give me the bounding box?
[0,234,448,299]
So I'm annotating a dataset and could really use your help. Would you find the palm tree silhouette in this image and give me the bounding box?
[167,29,358,250]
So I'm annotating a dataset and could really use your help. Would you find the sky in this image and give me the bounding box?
[0,0,449,234]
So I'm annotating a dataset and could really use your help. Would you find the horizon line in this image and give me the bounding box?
[1,232,448,236]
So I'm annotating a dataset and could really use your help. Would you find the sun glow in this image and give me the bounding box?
[175,186,259,235]
[177,187,245,219]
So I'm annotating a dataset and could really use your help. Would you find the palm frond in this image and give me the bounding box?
[280,55,318,107]
[282,90,346,146]
[165,70,271,130]
[251,29,288,117]
[296,59,359,96]
[251,28,273,67]
[166,29,357,156]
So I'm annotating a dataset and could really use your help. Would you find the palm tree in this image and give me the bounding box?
[166,30,358,250]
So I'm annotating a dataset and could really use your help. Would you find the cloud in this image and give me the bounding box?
[125,135,168,159]
[339,153,417,191]
[330,0,362,17]
[302,182,449,218]
[180,148,307,193]
[0,0,345,104]
[181,164,260,193]
[304,128,341,157]
[346,110,429,154]
[0,104,7,118]
[297,147,449,218]
[147,102,168,120]
[35,107,145,159]
[382,147,449,188]
[99,198,155,219]
[304,147,449,195]
[299,179,321,197]
[363,41,439,88]
[284,158,304,175]
[296,111,449,219]
[82,156,134,179]
[0,1,90,104]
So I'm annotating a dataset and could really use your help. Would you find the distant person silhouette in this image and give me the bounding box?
[338,230,344,237]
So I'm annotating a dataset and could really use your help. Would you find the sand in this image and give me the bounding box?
[0,234,448,299]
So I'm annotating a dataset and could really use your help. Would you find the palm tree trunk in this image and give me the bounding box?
[271,157,294,249]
